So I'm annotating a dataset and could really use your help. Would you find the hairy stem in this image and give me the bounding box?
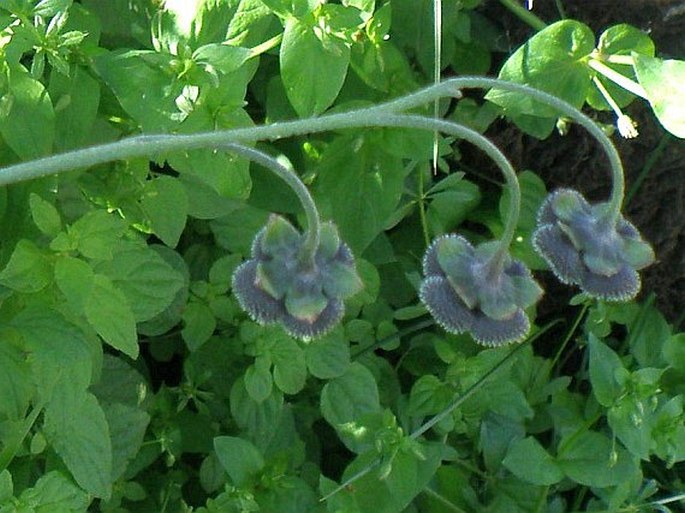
[222,144,320,262]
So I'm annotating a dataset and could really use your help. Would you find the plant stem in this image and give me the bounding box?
[433,0,442,175]
[248,33,283,57]
[372,114,520,269]
[498,0,547,31]
[587,59,649,100]
[222,144,320,262]
[625,133,670,207]
[422,487,468,513]
[0,77,626,223]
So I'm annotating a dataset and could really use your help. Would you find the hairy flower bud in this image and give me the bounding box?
[232,215,362,340]
[532,189,655,301]
[419,235,542,346]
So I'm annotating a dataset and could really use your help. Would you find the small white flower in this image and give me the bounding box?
[617,115,639,139]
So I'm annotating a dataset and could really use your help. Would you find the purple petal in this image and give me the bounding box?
[422,236,446,277]
[470,309,530,347]
[232,260,286,323]
[419,276,473,334]
[579,265,641,302]
[532,225,584,285]
[250,228,268,260]
[616,217,640,239]
[281,299,344,340]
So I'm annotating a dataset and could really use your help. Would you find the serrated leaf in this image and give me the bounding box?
[43,381,112,499]
[270,336,306,395]
[103,402,150,481]
[214,436,264,487]
[280,16,350,117]
[407,374,453,417]
[84,274,138,358]
[0,239,53,293]
[140,176,188,247]
[305,329,350,379]
[70,210,126,261]
[320,362,380,428]
[54,256,94,312]
[503,437,564,485]
[633,53,685,138]
[29,193,61,236]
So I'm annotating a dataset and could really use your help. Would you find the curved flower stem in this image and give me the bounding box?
[373,114,520,270]
[222,144,320,263]
[0,77,624,223]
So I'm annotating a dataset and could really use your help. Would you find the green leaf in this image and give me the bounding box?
[54,256,94,312]
[43,381,113,499]
[0,66,55,159]
[663,333,685,372]
[213,436,264,487]
[244,356,273,402]
[628,305,670,368]
[280,16,351,117]
[84,274,138,358]
[193,43,253,74]
[320,362,381,428]
[407,375,453,417]
[0,330,33,420]
[103,402,150,481]
[0,239,53,293]
[607,400,652,460]
[270,335,307,394]
[503,437,564,485]
[90,354,150,407]
[29,193,61,237]
[15,471,90,512]
[588,334,625,407]
[427,178,481,236]
[94,246,185,322]
[69,210,126,261]
[182,301,216,352]
[48,66,100,151]
[558,430,639,487]
[486,20,594,125]
[305,329,350,379]
[633,53,685,138]
[140,176,188,248]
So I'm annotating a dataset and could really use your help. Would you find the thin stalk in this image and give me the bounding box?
[248,33,283,58]
[625,134,670,206]
[433,0,442,175]
[0,77,626,224]
[422,487,468,513]
[497,0,547,31]
[418,166,431,247]
[587,59,649,100]
[222,144,320,262]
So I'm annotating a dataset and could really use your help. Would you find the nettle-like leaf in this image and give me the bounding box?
[232,215,362,340]
[533,189,655,301]
[419,235,542,346]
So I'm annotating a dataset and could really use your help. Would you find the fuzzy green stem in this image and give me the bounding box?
[0,77,625,223]
[222,144,320,262]
[373,114,520,269]
[498,0,547,31]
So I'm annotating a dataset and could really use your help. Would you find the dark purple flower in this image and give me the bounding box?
[232,215,362,340]
[532,189,655,301]
[419,235,542,346]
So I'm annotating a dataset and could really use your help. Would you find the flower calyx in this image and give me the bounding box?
[532,189,655,301]
[419,234,543,347]
[232,215,362,340]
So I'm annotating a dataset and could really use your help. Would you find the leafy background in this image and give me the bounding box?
[0,0,683,512]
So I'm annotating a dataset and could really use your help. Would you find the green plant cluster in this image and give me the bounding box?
[0,1,683,512]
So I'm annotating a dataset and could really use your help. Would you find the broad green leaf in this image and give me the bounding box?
[94,246,185,322]
[270,335,307,394]
[230,379,285,446]
[479,413,526,472]
[427,178,481,235]
[588,334,625,407]
[33,0,72,17]
[210,204,270,255]
[628,304,670,368]
[69,210,126,261]
[90,354,150,407]
[0,330,33,420]
[607,400,652,460]
[314,136,405,254]
[10,308,95,397]
[0,66,55,159]
[15,471,90,512]
[48,66,100,150]
[193,43,253,74]
[29,193,61,236]
[320,362,381,428]
[225,0,272,46]
[182,301,216,352]
[0,239,53,293]
[305,329,350,379]
[255,475,317,513]
[663,333,685,372]
[407,375,453,417]
[103,402,150,481]
[486,20,594,127]
[244,356,273,402]
[260,0,313,18]
[54,256,94,312]
[503,436,564,485]
[43,381,112,499]
[84,274,138,358]
[586,24,654,111]
[214,436,264,487]
[280,16,350,117]
[180,175,242,220]
[0,470,11,503]
[140,176,188,247]
[558,430,639,487]
[93,50,181,132]
[633,53,685,138]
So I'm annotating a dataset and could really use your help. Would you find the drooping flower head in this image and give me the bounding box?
[419,234,543,347]
[232,215,362,340]
[532,189,655,301]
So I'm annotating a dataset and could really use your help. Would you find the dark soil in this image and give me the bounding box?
[476,0,685,326]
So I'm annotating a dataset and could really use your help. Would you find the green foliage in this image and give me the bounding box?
[0,1,682,512]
